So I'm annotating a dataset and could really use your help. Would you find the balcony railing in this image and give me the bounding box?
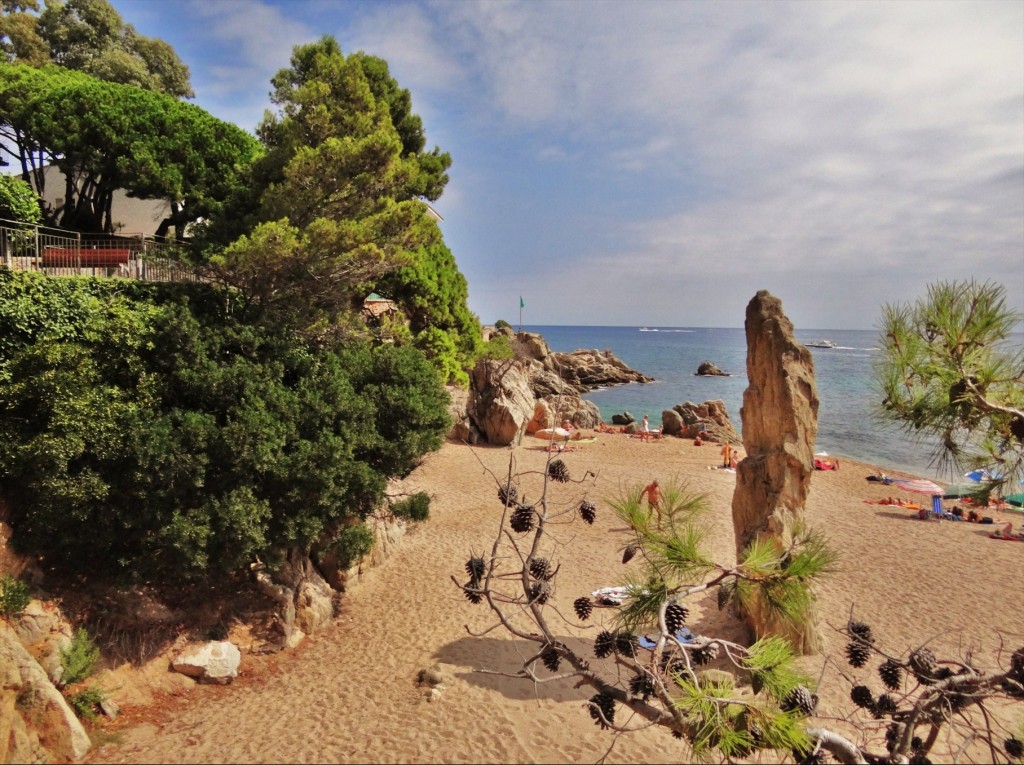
[0,217,198,283]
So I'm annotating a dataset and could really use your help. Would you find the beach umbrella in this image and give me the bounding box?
[891,478,944,495]
[892,478,945,515]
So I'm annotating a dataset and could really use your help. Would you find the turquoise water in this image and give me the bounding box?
[524,325,944,480]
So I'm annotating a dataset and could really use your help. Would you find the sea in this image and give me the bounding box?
[523,325,946,481]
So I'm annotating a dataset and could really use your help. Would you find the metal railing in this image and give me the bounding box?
[0,217,199,283]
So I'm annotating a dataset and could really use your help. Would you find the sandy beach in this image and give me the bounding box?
[84,432,1024,764]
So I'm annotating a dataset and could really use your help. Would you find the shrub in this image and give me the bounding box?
[494,319,511,330]
[0,573,30,619]
[67,685,106,721]
[392,492,430,522]
[60,628,100,686]
[331,525,375,569]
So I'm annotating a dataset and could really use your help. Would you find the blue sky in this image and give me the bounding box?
[113,0,1022,330]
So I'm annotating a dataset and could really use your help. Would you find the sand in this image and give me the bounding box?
[84,433,1024,764]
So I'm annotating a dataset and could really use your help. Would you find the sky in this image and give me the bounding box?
[110,0,1023,330]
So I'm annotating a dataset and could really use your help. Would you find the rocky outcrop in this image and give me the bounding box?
[695,360,729,376]
[455,332,650,445]
[468,358,536,446]
[0,623,92,763]
[511,332,654,392]
[663,401,740,443]
[730,290,821,653]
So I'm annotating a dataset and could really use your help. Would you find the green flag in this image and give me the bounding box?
[520,296,525,308]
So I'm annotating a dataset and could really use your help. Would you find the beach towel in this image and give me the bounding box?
[591,586,631,606]
[989,533,1024,541]
[639,628,696,649]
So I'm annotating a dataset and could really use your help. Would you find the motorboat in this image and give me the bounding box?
[806,339,837,349]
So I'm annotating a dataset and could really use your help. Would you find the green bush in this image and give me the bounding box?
[392,491,430,522]
[331,525,375,569]
[60,628,100,686]
[0,573,30,619]
[479,334,514,360]
[0,273,452,581]
[494,319,511,330]
[67,685,106,721]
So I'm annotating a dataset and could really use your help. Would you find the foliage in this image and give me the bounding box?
[0,271,450,581]
[0,173,41,222]
[494,319,511,330]
[59,627,100,686]
[194,36,448,339]
[66,685,106,721]
[331,524,375,569]
[0,64,259,233]
[391,491,430,522]
[0,572,30,619]
[2,0,193,96]
[875,279,1024,499]
[456,452,1024,763]
[376,241,482,386]
[478,333,514,361]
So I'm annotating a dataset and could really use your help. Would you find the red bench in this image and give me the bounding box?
[41,247,133,268]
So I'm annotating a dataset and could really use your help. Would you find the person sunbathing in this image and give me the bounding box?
[992,522,1024,539]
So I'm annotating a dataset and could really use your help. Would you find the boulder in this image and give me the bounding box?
[671,400,740,443]
[445,385,479,444]
[611,412,635,425]
[469,359,535,446]
[730,290,821,653]
[695,360,729,376]
[171,640,241,685]
[660,409,684,436]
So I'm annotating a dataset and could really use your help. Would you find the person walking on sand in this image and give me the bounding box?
[720,441,732,469]
[643,479,662,525]
[639,415,651,441]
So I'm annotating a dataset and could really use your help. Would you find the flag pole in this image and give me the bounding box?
[519,296,523,333]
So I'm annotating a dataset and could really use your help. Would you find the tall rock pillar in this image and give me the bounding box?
[731,290,821,653]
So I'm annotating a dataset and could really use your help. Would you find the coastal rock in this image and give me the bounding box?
[469,358,535,445]
[695,360,728,376]
[611,412,635,426]
[445,385,480,444]
[671,401,739,443]
[462,333,648,444]
[730,290,821,653]
[660,409,684,435]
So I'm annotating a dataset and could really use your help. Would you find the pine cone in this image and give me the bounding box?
[573,596,593,621]
[548,458,570,483]
[846,641,871,668]
[782,685,817,717]
[529,557,551,580]
[541,646,560,672]
[851,684,874,709]
[665,602,688,634]
[848,620,875,644]
[879,659,903,691]
[594,630,616,659]
[463,580,483,604]
[510,504,535,533]
[498,482,518,506]
[909,647,938,683]
[875,693,898,716]
[588,693,615,729]
[629,672,655,700]
[579,500,597,524]
[527,581,551,605]
[621,544,639,564]
[615,631,639,658]
[465,556,485,581]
